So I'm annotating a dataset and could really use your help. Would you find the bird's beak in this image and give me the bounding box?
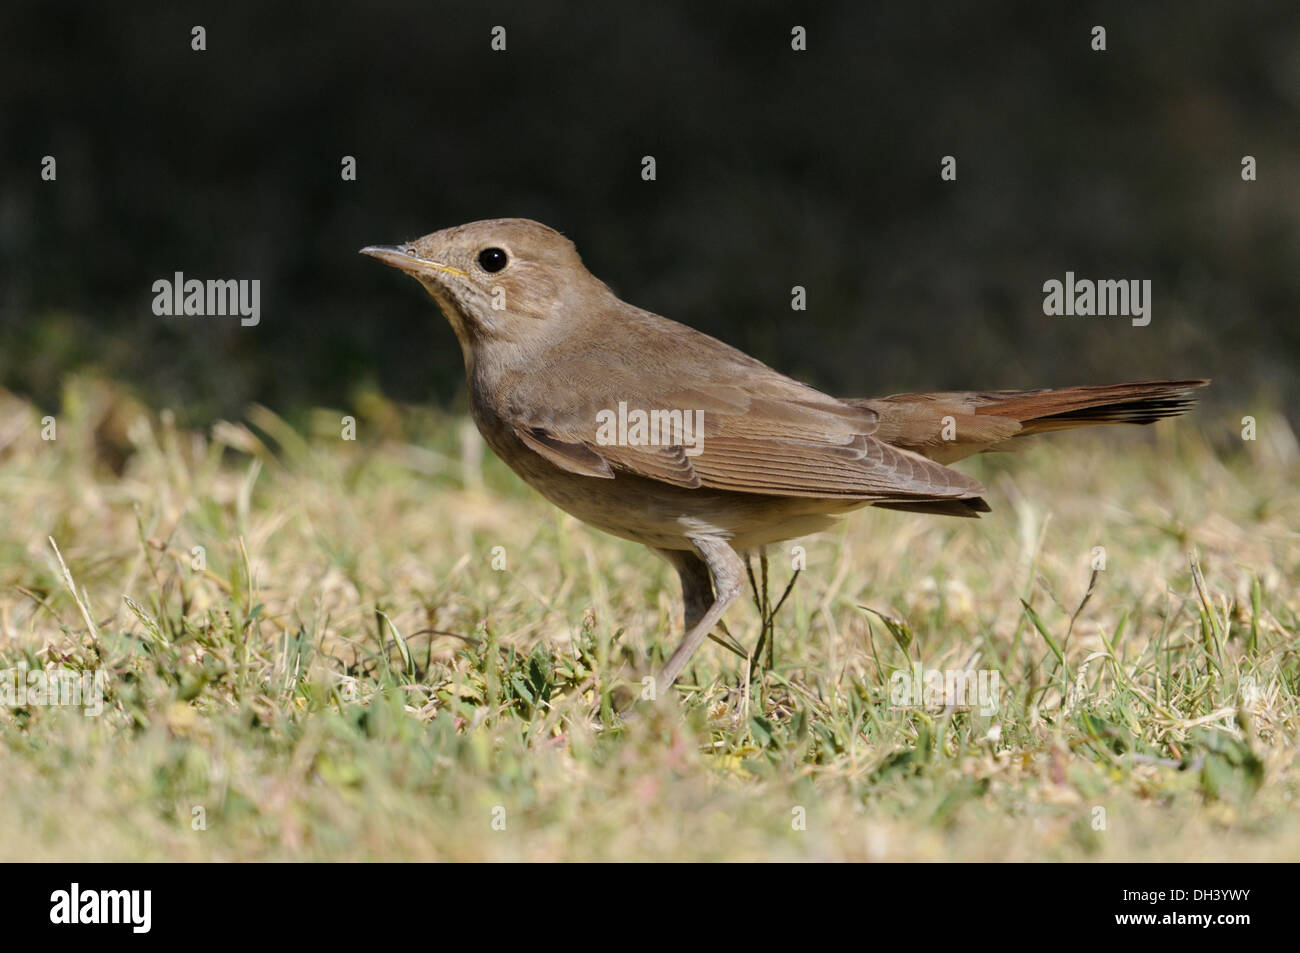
[360,245,468,278]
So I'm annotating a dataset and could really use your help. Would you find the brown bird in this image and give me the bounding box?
[363,219,1206,695]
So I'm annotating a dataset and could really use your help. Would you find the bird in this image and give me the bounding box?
[362,218,1206,697]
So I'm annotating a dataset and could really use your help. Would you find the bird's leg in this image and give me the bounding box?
[656,548,747,658]
[655,538,745,695]
[664,547,714,635]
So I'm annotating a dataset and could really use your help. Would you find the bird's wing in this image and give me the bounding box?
[502,324,987,505]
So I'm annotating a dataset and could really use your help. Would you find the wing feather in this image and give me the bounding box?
[497,305,988,505]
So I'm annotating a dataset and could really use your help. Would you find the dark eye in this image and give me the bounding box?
[478,247,508,273]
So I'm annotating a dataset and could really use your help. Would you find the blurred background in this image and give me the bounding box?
[2,0,1298,426]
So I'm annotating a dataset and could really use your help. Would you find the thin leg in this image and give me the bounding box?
[657,547,713,633]
[656,537,745,694]
[655,547,747,658]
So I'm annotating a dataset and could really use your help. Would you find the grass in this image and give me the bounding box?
[0,375,1297,861]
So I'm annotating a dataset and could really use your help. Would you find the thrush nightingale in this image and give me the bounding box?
[363,219,1205,695]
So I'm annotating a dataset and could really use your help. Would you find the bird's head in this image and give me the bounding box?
[362,218,607,358]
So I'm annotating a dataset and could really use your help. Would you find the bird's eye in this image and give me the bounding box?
[478,247,508,273]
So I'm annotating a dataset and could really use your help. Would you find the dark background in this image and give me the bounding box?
[3,1,1298,424]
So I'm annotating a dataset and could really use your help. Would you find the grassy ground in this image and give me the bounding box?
[1,376,1297,861]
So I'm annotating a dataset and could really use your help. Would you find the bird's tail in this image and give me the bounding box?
[970,379,1208,433]
[852,379,1208,464]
